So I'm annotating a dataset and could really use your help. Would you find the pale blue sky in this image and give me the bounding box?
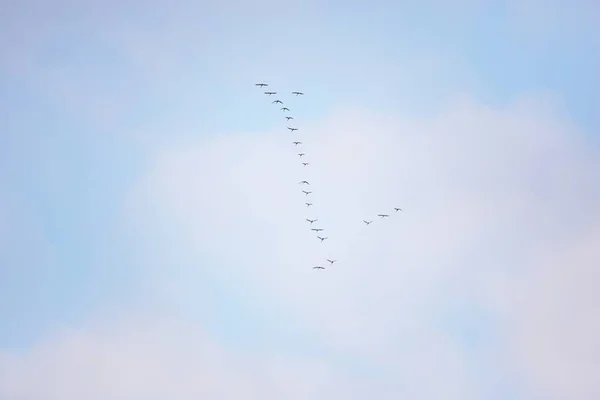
[1,1,599,399]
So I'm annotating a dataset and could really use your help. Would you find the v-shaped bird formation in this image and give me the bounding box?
[254,82,404,271]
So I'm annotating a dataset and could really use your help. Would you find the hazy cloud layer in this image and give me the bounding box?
[0,315,365,400]
[124,93,600,399]
[2,93,596,399]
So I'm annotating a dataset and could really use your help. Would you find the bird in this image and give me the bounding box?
[302,162,310,166]
[281,107,290,111]
[264,91,277,95]
[378,214,390,218]
[302,190,312,195]
[306,202,313,207]
[255,83,268,87]
[326,259,337,265]
[286,116,294,121]
[394,207,403,212]
[272,100,283,104]
[298,153,306,158]
[306,219,318,224]
[287,127,298,132]
[317,236,328,242]
[293,141,302,146]
[299,180,310,185]
[311,228,324,232]
[292,91,304,96]
[313,265,325,270]
[363,220,373,225]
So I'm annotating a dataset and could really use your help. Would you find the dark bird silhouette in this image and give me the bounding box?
[326,259,337,265]
[378,214,390,218]
[286,116,294,121]
[311,228,324,232]
[302,190,312,195]
[306,219,318,224]
[306,202,313,207]
[287,127,298,132]
[302,162,310,166]
[281,107,290,111]
[317,236,328,242]
[299,180,310,185]
[363,220,373,225]
[394,207,403,212]
[255,83,268,87]
[272,100,283,104]
[293,141,302,146]
[292,91,304,96]
[313,265,325,270]
[298,153,305,158]
[264,91,277,95]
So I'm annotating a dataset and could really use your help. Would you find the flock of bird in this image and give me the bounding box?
[254,82,403,271]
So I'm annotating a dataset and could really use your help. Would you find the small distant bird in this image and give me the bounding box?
[286,116,294,121]
[394,207,403,212]
[302,190,312,196]
[378,214,390,218]
[287,127,298,132]
[326,259,337,265]
[306,202,313,207]
[306,219,318,224]
[299,180,310,185]
[302,162,310,167]
[281,107,290,112]
[313,265,325,270]
[293,141,302,146]
[363,220,373,225]
[292,91,304,96]
[264,91,277,95]
[311,228,324,232]
[317,236,328,242]
[255,83,268,87]
[298,153,305,158]
[272,100,283,104]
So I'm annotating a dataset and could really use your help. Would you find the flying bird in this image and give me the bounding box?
[287,127,298,132]
[286,116,294,120]
[272,100,283,104]
[313,266,325,270]
[363,220,373,225]
[394,207,403,212]
[299,180,310,185]
[326,259,337,265]
[317,236,328,242]
[292,91,304,96]
[311,228,324,232]
[255,83,268,87]
[302,190,312,195]
[281,107,290,112]
[264,91,277,95]
[306,219,318,224]
[302,162,310,166]
[293,141,302,146]
[306,202,313,207]
[378,214,390,218]
[298,153,305,158]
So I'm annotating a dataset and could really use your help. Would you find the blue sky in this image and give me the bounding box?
[1,1,599,399]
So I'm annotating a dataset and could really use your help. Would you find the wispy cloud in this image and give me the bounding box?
[29,93,591,399]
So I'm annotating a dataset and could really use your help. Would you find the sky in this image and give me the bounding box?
[1,0,599,399]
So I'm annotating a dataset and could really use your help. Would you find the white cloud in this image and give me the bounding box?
[487,223,600,400]
[1,93,599,399]
[0,315,363,400]
[122,93,600,398]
